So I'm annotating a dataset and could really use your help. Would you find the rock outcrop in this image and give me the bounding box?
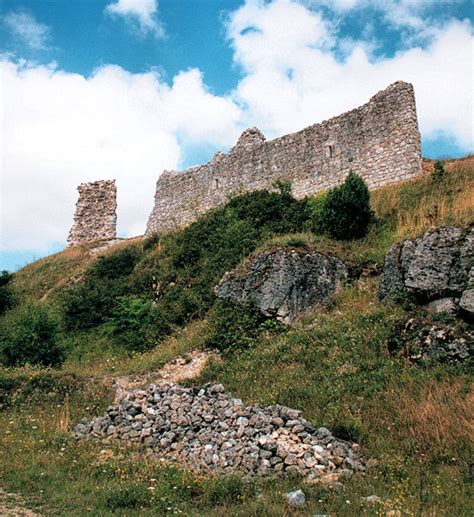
[215,247,348,324]
[388,318,473,364]
[74,383,364,481]
[379,227,474,316]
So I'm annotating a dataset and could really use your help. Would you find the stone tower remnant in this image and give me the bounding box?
[145,81,422,236]
[67,179,117,246]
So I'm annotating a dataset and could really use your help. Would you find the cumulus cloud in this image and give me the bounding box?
[1,0,472,255]
[1,61,241,250]
[309,0,452,28]
[3,11,50,50]
[105,0,165,38]
[227,0,473,148]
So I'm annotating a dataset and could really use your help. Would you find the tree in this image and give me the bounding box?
[319,172,373,240]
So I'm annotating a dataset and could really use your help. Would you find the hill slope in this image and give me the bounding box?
[0,157,473,516]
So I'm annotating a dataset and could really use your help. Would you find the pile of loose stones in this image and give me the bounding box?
[74,383,365,482]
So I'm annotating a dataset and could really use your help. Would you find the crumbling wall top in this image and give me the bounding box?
[67,179,117,247]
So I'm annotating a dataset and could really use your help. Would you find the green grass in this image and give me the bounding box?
[1,159,473,515]
[1,281,472,515]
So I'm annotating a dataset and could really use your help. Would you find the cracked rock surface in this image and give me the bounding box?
[379,226,474,317]
[215,247,348,324]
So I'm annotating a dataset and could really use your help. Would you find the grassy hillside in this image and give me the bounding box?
[0,158,473,515]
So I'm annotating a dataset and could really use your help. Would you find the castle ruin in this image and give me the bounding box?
[67,81,422,245]
[67,180,117,246]
[145,81,422,235]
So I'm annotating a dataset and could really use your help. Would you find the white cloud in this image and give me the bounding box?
[3,11,50,50]
[1,0,472,255]
[0,61,241,250]
[227,0,473,148]
[105,0,165,38]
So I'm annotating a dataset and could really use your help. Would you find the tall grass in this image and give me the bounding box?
[372,157,474,238]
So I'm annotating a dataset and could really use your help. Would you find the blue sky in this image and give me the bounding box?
[1,0,473,271]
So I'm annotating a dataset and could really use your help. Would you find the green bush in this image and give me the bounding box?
[432,160,446,182]
[319,171,373,240]
[306,191,327,233]
[106,295,161,352]
[206,299,266,353]
[61,246,142,331]
[0,302,64,367]
[0,270,16,316]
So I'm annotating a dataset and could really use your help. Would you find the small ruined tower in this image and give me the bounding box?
[67,179,117,247]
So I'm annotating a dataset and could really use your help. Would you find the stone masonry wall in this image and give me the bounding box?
[67,180,117,246]
[146,81,422,235]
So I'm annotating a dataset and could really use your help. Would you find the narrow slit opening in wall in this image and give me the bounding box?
[329,145,334,158]
[214,178,219,189]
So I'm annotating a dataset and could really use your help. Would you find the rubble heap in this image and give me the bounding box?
[74,383,365,481]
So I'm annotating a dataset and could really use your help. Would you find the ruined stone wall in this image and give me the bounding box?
[146,81,422,235]
[67,180,117,246]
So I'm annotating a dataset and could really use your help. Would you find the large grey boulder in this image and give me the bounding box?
[379,227,474,311]
[215,247,348,324]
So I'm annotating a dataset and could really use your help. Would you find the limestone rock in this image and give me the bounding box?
[424,298,457,316]
[284,489,306,507]
[459,289,474,318]
[379,227,474,315]
[74,383,364,481]
[215,247,348,324]
[388,318,473,364]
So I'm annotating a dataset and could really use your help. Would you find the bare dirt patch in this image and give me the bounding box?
[111,349,218,402]
[0,488,42,516]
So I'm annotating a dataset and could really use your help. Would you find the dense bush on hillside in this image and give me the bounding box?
[206,299,286,354]
[0,302,64,367]
[60,189,309,352]
[318,172,373,240]
[61,245,142,331]
[0,270,16,316]
[106,295,162,353]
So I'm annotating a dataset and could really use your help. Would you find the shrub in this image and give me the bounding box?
[61,246,142,331]
[432,160,446,182]
[206,299,265,353]
[0,302,64,367]
[0,270,16,316]
[319,171,373,239]
[306,192,327,233]
[206,299,285,353]
[106,295,161,352]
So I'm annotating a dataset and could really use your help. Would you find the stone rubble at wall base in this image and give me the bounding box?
[74,383,365,482]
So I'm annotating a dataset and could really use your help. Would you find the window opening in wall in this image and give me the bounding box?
[325,144,334,159]
[214,178,219,189]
